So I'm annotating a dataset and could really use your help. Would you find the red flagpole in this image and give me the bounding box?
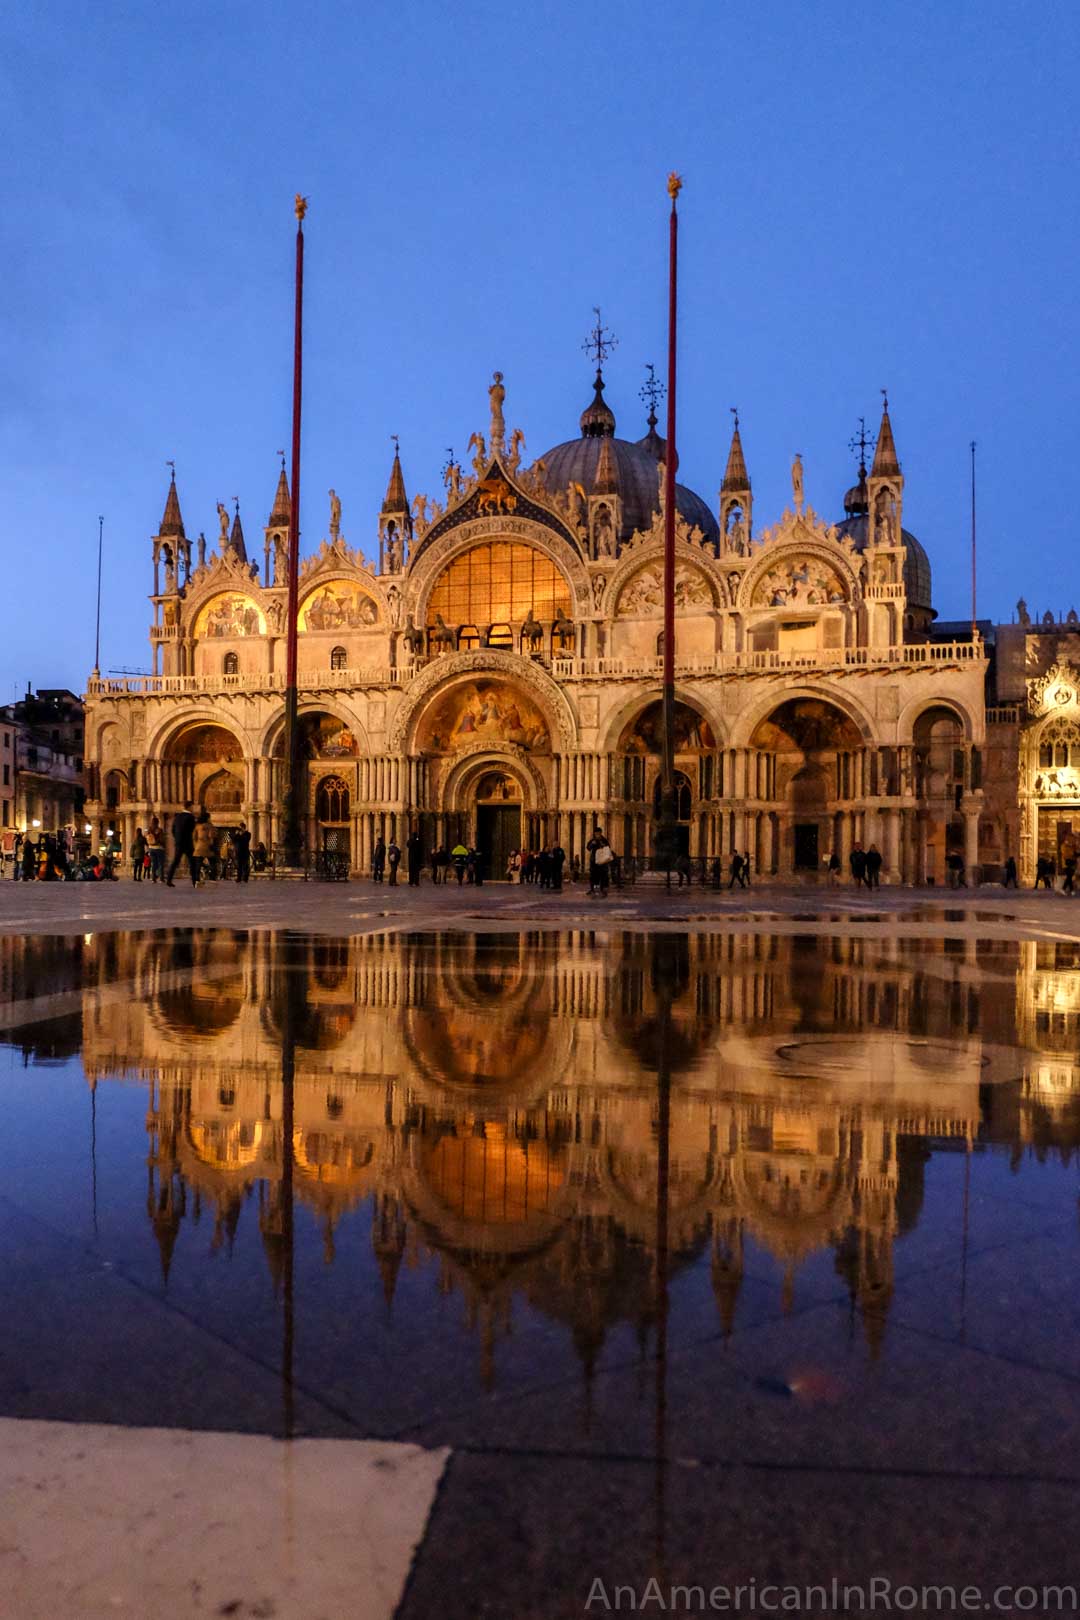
[657,173,682,875]
[282,195,306,866]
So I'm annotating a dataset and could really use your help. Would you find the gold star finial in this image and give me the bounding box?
[667,171,683,200]
[294,193,308,223]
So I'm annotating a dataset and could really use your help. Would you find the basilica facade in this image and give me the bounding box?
[85,368,996,882]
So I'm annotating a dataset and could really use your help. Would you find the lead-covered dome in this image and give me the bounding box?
[532,375,719,548]
[836,499,933,615]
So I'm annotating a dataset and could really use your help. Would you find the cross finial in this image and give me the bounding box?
[277,449,286,469]
[730,406,739,430]
[165,459,175,480]
[441,447,456,480]
[881,387,889,411]
[232,495,239,514]
[639,362,665,425]
[583,306,617,373]
[848,417,875,474]
[391,433,400,454]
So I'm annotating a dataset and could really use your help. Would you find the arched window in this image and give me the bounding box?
[487,623,513,650]
[316,774,350,822]
[653,770,692,820]
[458,624,481,651]
[330,645,348,670]
[223,651,239,675]
[427,543,571,629]
[656,631,665,657]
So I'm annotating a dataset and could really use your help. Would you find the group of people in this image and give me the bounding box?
[843,843,885,889]
[10,829,83,881]
[507,847,567,889]
[161,805,264,887]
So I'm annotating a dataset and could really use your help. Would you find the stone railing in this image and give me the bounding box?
[86,666,404,698]
[86,640,984,700]
[986,703,1023,725]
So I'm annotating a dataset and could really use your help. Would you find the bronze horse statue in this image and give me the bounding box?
[431,613,457,653]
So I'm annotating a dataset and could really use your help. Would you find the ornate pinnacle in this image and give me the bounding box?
[667,172,683,201]
[294,194,308,223]
[583,307,617,373]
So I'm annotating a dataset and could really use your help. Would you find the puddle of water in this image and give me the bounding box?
[1,925,1078,1462]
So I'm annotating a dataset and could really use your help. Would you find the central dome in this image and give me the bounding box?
[531,375,719,548]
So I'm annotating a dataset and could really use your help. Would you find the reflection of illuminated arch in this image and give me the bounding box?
[292,1128,376,1191]
[187,1118,265,1170]
[399,1129,570,1261]
[730,1152,850,1262]
[600,686,727,754]
[388,650,577,753]
[598,1145,721,1244]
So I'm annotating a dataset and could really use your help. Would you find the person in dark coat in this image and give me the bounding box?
[387,839,401,885]
[727,852,743,890]
[865,844,883,889]
[849,843,866,887]
[1003,854,1018,888]
[233,821,252,883]
[551,844,566,891]
[165,802,196,887]
[372,837,386,882]
[407,830,423,886]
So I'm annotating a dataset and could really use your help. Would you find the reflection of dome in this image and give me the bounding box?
[533,377,719,547]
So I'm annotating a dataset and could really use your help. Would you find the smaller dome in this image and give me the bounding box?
[836,512,933,615]
[580,372,616,438]
[843,472,869,516]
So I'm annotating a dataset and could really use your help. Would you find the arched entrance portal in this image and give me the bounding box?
[163,724,245,825]
[616,699,716,864]
[473,771,523,879]
[751,699,864,878]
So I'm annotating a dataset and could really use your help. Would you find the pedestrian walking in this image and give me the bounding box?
[866,844,882,889]
[166,802,197,887]
[407,830,423,886]
[131,827,147,882]
[727,852,743,890]
[551,844,565,891]
[451,841,468,884]
[233,820,252,883]
[372,837,386,882]
[387,839,401,885]
[1003,854,1018,888]
[827,850,841,887]
[191,810,214,887]
[849,843,866,887]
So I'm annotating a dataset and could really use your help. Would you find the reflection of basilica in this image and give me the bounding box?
[5,929,1077,1376]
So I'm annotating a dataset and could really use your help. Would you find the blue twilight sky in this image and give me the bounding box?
[3,0,1079,695]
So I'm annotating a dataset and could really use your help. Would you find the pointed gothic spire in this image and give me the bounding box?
[159,474,185,538]
[593,431,619,494]
[382,443,408,513]
[870,393,900,478]
[721,414,750,493]
[268,465,291,527]
[229,502,248,564]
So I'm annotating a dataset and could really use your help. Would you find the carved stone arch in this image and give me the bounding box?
[406,518,592,624]
[732,684,876,748]
[259,698,370,760]
[147,706,252,763]
[298,571,386,629]
[738,541,858,611]
[438,744,548,815]
[599,684,728,754]
[606,541,728,616]
[388,649,578,753]
[181,566,271,632]
[897,695,976,746]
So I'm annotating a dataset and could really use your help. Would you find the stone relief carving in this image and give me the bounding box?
[750,554,847,609]
[616,561,713,616]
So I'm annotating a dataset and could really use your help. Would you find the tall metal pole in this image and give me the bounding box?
[93,516,104,676]
[970,440,977,639]
[282,197,307,867]
[656,173,682,876]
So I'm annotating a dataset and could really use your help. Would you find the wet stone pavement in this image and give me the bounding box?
[2,906,1080,1616]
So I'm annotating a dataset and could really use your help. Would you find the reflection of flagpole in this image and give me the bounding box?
[90,1079,98,1240]
[656,174,682,878]
[653,943,673,1580]
[280,933,299,1437]
[282,197,307,868]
